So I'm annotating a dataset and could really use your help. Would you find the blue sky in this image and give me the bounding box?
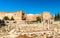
[0,0,60,15]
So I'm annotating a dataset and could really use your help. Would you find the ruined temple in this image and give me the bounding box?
[0,10,52,22]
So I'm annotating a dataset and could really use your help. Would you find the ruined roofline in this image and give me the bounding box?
[0,10,24,13]
[0,11,51,16]
[43,11,50,14]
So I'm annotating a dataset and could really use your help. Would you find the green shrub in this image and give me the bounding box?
[10,16,14,20]
[3,16,9,20]
[36,17,41,22]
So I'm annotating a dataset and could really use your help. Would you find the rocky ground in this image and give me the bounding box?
[0,21,60,38]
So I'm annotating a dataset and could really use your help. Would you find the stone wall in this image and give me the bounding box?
[0,11,52,22]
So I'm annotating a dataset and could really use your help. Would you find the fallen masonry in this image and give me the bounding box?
[0,21,60,38]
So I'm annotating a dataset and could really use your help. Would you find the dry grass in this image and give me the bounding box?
[16,34,33,38]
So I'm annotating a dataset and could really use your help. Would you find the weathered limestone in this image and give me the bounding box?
[0,11,52,22]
